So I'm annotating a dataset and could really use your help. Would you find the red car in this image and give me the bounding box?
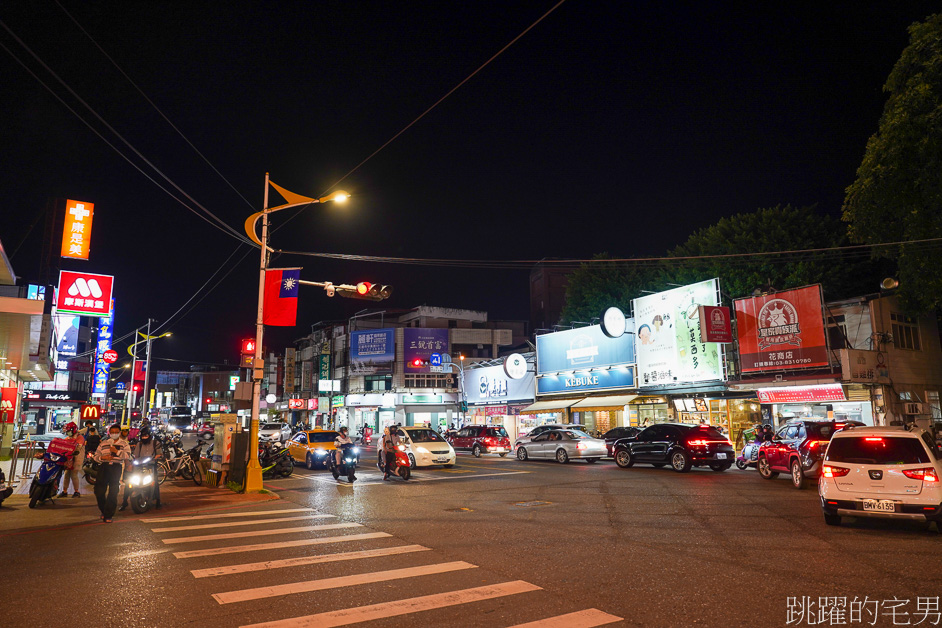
[757,419,863,489]
[448,425,511,457]
[198,423,215,440]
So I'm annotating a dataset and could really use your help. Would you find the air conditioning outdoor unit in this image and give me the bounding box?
[903,402,925,415]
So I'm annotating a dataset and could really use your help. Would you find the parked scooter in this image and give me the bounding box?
[329,443,359,482]
[377,444,411,480]
[82,452,100,485]
[259,441,294,479]
[0,469,13,507]
[28,450,68,508]
[127,456,156,514]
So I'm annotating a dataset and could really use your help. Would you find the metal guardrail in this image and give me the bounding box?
[9,441,40,484]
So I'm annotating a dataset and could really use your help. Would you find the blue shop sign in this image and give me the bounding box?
[536,366,635,395]
[536,323,635,375]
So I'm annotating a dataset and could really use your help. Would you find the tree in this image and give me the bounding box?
[669,205,881,300]
[558,254,665,325]
[843,13,942,314]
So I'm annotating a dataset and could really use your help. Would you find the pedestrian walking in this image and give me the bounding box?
[58,422,84,498]
[93,424,130,522]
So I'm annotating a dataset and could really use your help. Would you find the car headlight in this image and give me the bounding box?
[416,446,430,454]
[314,449,327,456]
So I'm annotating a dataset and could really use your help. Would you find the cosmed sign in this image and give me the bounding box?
[734,285,828,373]
[61,199,94,260]
[632,279,724,387]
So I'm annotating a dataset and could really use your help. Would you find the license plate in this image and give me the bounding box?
[715,453,727,460]
[491,447,506,452]
[862,499,896,512]
[434,457,449,463]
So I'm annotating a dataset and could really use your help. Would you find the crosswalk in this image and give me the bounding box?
[139,505,623,627]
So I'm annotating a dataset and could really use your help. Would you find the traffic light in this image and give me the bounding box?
[132,383,142,393]
[328,282,394,301]
[205,397,212,404]
[242,339,256,354]
[410,358,429,368]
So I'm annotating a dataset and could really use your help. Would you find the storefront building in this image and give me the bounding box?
[527,321,637,435]
[463,360,535,444]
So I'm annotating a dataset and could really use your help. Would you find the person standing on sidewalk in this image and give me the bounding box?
[58,422,84,498]
[120,424,161,511]
[93,424,129,522]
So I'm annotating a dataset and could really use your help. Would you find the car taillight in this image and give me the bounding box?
[688,439,708,446]
[822,465,850,478]
[808,440,827,449]
[576,442,588,450]
[902,468,940,483]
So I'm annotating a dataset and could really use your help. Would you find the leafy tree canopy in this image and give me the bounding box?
[843,13,942,314]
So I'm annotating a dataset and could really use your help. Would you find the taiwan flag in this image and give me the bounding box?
[263,268,301,326]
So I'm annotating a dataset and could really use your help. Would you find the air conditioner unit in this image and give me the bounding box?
[903,402,925,415]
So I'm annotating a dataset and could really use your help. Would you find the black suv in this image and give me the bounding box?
[602,427,641,457]
[613,423,735,473]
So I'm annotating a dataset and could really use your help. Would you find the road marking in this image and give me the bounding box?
[191,545,431,578]
[151,514,332,533]
[240,580,542,628]
[161,522,361,544]
[173,532,392,559]
[298,470,529,486]
[506,608,624,627]
[140,507,313,523]
[214,561,477,604]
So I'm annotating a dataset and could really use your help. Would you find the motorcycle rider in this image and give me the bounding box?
[120,424,162,511]
[382,425,402,481]
[58,422,84,498]
[334,427,355,479]
[93,424,130,522]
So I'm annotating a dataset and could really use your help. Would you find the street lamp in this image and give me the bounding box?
[123,320,172,424]
[243,174,350,492]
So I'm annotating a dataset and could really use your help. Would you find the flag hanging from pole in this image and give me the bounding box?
[263,268,301,326]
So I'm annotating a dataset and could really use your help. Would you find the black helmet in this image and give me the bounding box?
[140,425,151,437]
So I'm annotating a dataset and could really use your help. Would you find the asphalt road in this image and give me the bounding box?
[2,446,940,628]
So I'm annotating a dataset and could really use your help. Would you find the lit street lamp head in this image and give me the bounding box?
[319,190,350,204]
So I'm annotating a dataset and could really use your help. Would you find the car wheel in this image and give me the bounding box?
[408,454,416,469]
[757,456,778,479]
[614,449,633,468]
[377,453,385,472]
[824,513,842,526]
[670,450,692,473]
[516,446,528,461]
[555,449,569,464]
[790,459,806,489]
[472,445,482,458]
[735,459,748,470]
[306,453,316,471]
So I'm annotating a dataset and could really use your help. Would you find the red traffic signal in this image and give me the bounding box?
[205,397,212,404]
[356,282,371,296]
[242,339,256,354]
[410,358,428,368]
[132,383,142,392]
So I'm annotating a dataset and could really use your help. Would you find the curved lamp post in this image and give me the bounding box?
[243,174,349,492]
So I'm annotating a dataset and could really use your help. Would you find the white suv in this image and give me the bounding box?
[819,425,942,530]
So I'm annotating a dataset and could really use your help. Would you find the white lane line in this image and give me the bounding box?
[506,608,624,628]
[161,522,361,544]
[240,580,542,628]
[300,470,530,486]
[214,561,477,604]
[191,544,430,578]
[173,532,391,559]
[151,514,332,533]
[140,508,313,523]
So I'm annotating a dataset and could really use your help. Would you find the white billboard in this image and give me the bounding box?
[633,279,724,387]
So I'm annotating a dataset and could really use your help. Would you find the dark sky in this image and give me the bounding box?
[1,1,937,365]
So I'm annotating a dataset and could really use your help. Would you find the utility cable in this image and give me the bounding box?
[54,1,256,212]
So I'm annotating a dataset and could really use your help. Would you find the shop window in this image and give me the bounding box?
[405,374,452,389]
[891,313,921,350]
[927,391,941,420]
[365,375,391,391]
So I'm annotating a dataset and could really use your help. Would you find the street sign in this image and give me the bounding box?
[442,353,452,364]
[102,349,118,364]
[429,365,445,373]
[429,353,442,367]
[61,199,95,260]
[115,382,126,390]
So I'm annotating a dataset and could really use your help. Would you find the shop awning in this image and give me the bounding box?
[570,395,638,412]
[519,398,584,413]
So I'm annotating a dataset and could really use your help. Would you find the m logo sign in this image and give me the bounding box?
[56,271,114,317]
[81,404,101,421]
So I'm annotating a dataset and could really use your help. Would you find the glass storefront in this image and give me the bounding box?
[768,401,874,427]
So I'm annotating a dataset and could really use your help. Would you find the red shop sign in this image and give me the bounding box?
[756,384,846,404]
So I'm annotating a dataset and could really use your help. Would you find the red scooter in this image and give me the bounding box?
[377,443,411,480]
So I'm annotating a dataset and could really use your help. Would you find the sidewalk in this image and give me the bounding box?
[0,464,279,534]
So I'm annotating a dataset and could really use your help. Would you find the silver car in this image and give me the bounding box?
[515,429,607,464]
[259,422,291,443]
[513,424,589,451]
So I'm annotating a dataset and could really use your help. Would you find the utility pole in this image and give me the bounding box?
[142,318,154,415]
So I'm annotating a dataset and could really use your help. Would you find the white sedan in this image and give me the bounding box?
[395,426,456,468]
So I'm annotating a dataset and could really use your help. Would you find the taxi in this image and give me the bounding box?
[286,429,341,470]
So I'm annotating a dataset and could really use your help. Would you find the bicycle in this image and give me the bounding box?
[157,442,203,486]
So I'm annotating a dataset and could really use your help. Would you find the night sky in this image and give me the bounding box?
[1,1,937,365]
